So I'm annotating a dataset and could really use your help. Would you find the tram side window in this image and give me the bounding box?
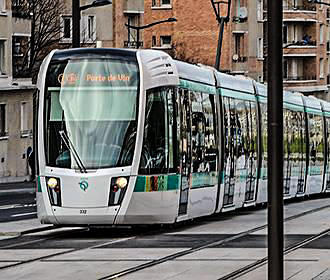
[191,92,217,173]
[139,87,176,174]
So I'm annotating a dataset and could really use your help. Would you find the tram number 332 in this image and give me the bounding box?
[80,209,87,214]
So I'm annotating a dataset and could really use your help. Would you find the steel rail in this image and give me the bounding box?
[98,203,330,280]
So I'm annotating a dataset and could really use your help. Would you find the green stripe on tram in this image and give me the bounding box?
[179,79,216,94]
[37,176,42,192]
[134,174,180,192]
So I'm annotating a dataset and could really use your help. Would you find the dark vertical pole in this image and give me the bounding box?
[72,0,80,48]
[127,18,131,45]
[136,28,140,49]
[215,17,225,71]
[267,0,284,279]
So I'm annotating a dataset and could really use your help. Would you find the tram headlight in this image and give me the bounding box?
[109,176,129,206]
[46,177,61,207]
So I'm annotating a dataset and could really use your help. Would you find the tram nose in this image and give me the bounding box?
[46,174,130,208]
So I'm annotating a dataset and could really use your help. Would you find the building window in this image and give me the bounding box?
[87,15,96,41]
[12,36,30,78]
[320,24,324,44]
[320,58,324,78]
[257,37,263,59]
[152,0,157,6]
[257,0,263,21]
[61,16,72,39]
[152,36,156,47]
[21,102,29,137]
[0,104,7,137]
[0,40,5,75]
[233,33,245,60]
[160,36,172,48]
[161,0,171,6]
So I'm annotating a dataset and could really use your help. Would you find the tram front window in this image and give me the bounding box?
[44,58,139,170]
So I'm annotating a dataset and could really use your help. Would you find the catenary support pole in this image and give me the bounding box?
[267,0,284,279]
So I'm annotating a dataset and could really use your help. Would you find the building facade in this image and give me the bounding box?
[279,0,330,99]
[143,0,330,98]
[0,0,35,183]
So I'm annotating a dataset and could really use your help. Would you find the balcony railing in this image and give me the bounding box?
[283,5,316,11]
[284,75,317,81]
[283,40,316,48]
[232,56,248,63]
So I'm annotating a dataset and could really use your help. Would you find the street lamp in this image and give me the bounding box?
[72,0,112,48]
[124,17,177,49]
[210,0,231,71]
[308,0,330,6]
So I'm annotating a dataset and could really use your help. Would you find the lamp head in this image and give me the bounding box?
[167,17,177,22]
[91,0,112,7]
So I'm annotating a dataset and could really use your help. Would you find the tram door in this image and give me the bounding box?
[325,117,330,191]
[222,97,237,206]
[178,89,191,215]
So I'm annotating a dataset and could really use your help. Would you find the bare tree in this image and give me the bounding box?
[169,41,199,64]
[13,0,66,81]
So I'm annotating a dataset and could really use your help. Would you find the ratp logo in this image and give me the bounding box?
[79,179,89,192]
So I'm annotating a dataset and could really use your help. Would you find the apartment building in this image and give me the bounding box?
[142,0,264,80]
[279,0,330,99]
[0,0,35,183]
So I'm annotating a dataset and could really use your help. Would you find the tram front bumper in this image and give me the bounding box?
[42,206,120,225]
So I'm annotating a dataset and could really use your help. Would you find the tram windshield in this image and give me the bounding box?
[44,58,139,170]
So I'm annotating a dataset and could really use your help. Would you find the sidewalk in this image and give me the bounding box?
[0,181,35,197]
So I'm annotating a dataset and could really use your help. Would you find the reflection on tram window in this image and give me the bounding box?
[44,59,139,169]
[139,87,176,175]
[191,92,217,173]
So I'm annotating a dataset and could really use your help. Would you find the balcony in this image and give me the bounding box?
[284,75,317,82]
[283,41,317,57]
[283,4,316,12]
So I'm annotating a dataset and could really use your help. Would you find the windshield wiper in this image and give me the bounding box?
[59,130,87,173]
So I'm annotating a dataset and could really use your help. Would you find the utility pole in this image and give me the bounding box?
[267,0,284,279]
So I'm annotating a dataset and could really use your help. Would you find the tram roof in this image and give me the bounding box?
[303,95,323,113]
[50,48,138,61]
[215,72,255,94]
[174,60,215,86]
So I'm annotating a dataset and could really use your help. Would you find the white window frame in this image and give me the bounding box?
[160,35,172,49]
[320,24,324,44]
[257,0,263,21]
[20,101,30,137]
[0,0,6,13]
[257,37,263,59]
[160,0,171,7]
[61,15,72,41]
[320,58,324,78]
[86,15,96,41]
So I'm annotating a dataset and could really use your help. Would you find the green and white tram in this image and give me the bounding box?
[35,48,329,225]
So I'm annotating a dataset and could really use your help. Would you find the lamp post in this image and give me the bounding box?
[72,0,112,48]
[308,0,330,6]
[125,17,177,49]
[210,0,231,71]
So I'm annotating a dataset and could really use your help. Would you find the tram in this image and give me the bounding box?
[35,48,330,225]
